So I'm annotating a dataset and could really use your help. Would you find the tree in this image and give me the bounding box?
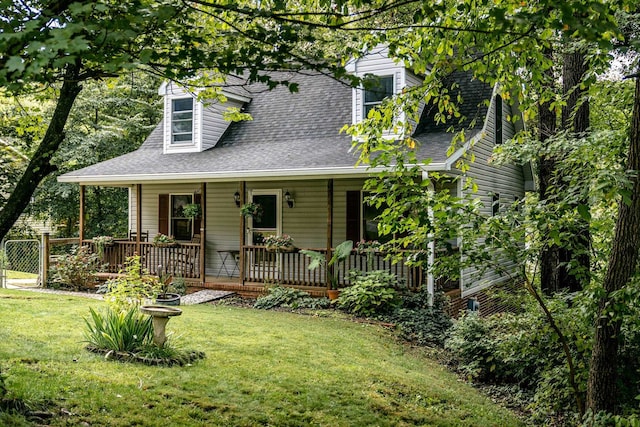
[0,0,353,241]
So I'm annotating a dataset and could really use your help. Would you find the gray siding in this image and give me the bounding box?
[459,94,525,296]
[201,99,244,150]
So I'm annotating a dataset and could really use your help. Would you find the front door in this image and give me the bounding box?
[247,190,282,280]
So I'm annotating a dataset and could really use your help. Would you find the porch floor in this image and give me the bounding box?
[187,275,329,298]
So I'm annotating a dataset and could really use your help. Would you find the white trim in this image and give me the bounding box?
[58,163,449,185]
[247,189,282,242]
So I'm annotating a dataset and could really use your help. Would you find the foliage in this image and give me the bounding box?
[240,202,263,220]
[84,306,153,352]
[181,203,201,219]
[262,234,294,249]
[50,246,99,291]
[91,235,114,259]
[152,233,175,246]
[301,240,353,289]
[336,270,400,317]
[168,276,187,296]
[254,286,330,310]
[102,255,160,312]
[384,288,453,348]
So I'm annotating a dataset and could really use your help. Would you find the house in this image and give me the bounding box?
[58,46,532,303]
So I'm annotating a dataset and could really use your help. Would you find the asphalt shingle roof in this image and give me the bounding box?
[60,71,493,183]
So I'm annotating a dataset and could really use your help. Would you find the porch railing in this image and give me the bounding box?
[44,239,202,279]
[87,241,201,278]
[242,246,424,289]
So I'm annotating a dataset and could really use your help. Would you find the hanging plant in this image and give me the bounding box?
[182,203,201,219]
[240,202,263,221]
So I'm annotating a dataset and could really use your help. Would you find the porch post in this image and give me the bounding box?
[136,184,142,257]
[239,181,246,284]
[200,182,206,285]
[79,185,85,242]
[326,179,334,289]
[423,171,435,307]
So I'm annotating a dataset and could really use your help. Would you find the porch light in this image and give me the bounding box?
[234,191,241,207]
[284,190,294,208]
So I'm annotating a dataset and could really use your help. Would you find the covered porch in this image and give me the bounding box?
[59,178,455,297]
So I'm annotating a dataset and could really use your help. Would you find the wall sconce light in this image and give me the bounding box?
[284,190,294,208]
[234,191,241,207]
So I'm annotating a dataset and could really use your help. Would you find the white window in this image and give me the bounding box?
[363,75,394,118]
[171,98,193,144]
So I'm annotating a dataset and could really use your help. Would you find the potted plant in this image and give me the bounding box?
[152,233,176,247]
[262,234,295,252]
[182,203,201,219]
[154,267,183,306]
[240,202,263,221]
[301,240,353,300]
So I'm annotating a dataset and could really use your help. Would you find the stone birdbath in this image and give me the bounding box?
[140,305,182,347]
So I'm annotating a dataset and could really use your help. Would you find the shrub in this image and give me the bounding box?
[385,289,452,347]
[336,270,400,317]
[84,307,153,352]
[102,255,160,311]
[254,286,330,310]
[51,246,99,291]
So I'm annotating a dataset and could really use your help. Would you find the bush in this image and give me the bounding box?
[336,270,400,316]
[84,307,153,352]
[385,289,452,347]
[51,246,99,290]
[102,255,160,311]
[254,286,330,310]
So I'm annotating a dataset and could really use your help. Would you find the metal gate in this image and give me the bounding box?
[1,239,42,288]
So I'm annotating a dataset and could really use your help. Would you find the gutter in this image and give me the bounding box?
[58,163,448,186]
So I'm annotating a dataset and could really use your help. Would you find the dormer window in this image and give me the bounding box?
[363,75,394,117]
[171,98,194,144]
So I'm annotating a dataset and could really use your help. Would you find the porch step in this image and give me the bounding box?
[180,290,235,305]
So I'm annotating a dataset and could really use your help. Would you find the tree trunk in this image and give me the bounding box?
[561,50,591,293]
[538,48,561,294]
[540,50,591,294]
[0,64,83,241]
[586,75,640,414]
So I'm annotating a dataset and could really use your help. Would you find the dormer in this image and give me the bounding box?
[158,81,251,154]
[346,45,423,137]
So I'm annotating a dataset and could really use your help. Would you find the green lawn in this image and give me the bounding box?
[0,290,524,426]
[4,270,38,279]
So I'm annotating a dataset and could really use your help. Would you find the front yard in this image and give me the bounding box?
[0,289,523,426]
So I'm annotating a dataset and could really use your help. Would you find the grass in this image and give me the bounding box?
[4,270,38,279]
[0,289,524,426]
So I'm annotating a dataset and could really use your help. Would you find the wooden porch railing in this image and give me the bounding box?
[86,241,201,278]
[46,238,201,279]
[242,246,424,289]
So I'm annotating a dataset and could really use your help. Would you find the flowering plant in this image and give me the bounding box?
[262,234,294,249]
[152,233,176,246]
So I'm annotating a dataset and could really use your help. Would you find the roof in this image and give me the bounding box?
[412,71,493,152]
[59,71,492,185]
